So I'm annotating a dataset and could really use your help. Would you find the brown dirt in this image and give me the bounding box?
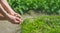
[0,20,21,33]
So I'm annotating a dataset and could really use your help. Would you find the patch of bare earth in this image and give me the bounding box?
[0,20,21,33]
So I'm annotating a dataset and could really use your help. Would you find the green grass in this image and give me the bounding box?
[21,15,60,33]
[7,0,60,14]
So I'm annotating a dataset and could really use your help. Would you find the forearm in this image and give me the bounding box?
[0,5,8,17]
[0,0,15,13]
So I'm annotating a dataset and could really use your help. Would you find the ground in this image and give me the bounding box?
[0,20,21,33]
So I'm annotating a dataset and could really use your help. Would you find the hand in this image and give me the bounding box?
[6,14,22,24]
[14,13,22,18]
[8,11,22,19]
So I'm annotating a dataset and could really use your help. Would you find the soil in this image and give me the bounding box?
[0,20,21,33]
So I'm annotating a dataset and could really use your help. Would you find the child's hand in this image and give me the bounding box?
[8,11,22,19]
[14,13,22,18]
[6,14,22,24]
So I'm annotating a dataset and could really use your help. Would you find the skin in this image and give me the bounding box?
[0,0,18,15]
[0,0,23,24]
[0,13,6,20]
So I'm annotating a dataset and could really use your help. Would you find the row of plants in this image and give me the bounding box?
[7,0,60,15]
[21,15,60,33]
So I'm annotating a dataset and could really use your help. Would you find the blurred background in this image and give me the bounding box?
[8,0,60,15]
[0,0,60,33]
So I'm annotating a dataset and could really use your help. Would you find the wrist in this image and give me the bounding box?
[7,11,15,15]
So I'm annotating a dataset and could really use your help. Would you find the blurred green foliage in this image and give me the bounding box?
[21,16,60,33]
[7,0,60,15]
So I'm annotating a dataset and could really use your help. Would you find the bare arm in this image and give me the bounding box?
[0,4,8,17]
[0,5,22,24]
[0,0,15,15]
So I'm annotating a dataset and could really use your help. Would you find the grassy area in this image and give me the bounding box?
[20,15,60,33]
[7,0,60,15]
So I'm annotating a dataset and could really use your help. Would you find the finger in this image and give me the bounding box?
[14,13,22,18]
[16,17,22,22]
[16,17,23,24]
[17,14,22,18]
[14,19,20,24]
[9,19,19,24]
